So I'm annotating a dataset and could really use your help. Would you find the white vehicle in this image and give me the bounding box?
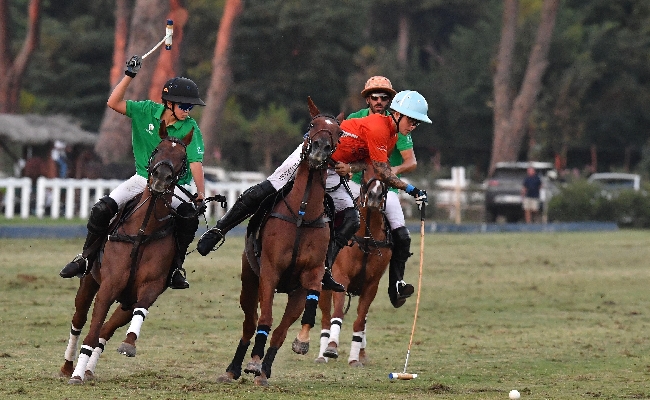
[587,173,641,192]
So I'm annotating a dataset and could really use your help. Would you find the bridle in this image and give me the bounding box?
[145,137,189,195]
[300,113,341,168]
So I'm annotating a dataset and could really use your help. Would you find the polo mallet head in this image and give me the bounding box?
[142,19,173,60]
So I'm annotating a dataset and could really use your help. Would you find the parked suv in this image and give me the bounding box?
[484,161,558,223]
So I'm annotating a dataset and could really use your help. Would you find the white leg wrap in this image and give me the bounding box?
[318,329,330,360]
[126,308,149,339]
[71,345,93,380]
[329,318,342,345]
[348,331,364,363]
[64,324,82,362]
[86,338,106,373]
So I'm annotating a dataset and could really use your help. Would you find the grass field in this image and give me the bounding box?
[1,231,650,399]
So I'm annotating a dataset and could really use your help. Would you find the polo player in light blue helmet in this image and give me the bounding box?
[381,89,432,307]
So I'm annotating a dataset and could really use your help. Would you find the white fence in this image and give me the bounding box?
[0,177,254,220]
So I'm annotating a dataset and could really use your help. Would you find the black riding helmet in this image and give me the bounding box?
[161,77,206,106]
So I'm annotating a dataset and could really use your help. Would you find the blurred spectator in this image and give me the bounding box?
[51,140,68,178]
[521,167,542,224]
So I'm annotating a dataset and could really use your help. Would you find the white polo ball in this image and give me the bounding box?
[509,389,521,399]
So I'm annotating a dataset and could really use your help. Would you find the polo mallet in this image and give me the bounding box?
[389,202,426,381]
[142,19,173,60]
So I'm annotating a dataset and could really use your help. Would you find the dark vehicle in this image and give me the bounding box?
[484,161,557,223]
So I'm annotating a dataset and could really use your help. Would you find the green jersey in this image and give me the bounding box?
[346,108,413,193]
[126,100,204,185]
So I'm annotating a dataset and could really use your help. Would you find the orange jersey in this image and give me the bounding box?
[332,113,398,165]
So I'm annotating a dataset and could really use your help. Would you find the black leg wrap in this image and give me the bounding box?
[251,324,271,359]
[261,346,279,379]
[225,338,250,380]
[300,290,320,327]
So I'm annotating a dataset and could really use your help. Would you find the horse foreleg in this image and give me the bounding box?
[69,285,116,384]
[218,255,259,383]
[293,288,317,355]
[348,280,380,367]
[315,289,333,363]
[86,306,132,379]
[323,290,347,360]
[118,283,166,357]
[60,275,99,379]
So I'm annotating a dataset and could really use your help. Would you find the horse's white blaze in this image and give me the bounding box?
[71,345,93,380]
[86,338,106,373]
[64,325,81,362]
[348,331,364,363]
[126,308,149,339]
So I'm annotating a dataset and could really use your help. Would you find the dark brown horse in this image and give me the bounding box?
[59,124,193,384]
[216,99,343,386]
[315,177,392,367]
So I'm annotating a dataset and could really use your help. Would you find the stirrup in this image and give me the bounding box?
[197,227,225,256]
[169,268,190,289]
[395,280,414,299]
[59,254,88,278]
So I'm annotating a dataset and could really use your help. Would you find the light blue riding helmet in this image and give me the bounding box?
[389,90,432,124]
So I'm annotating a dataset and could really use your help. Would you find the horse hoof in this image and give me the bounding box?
[359,354,369,364]
[253,375,269,387]
[244,361,261,375]
[291,338,309,355]
[59,361,73,377]
[348,360,364,368]
[68,376,84,385]
[216,372,235,383]
[314,357,328,364]
[84,370,95,381]
[117,342,136,357]
[323,346,338,359]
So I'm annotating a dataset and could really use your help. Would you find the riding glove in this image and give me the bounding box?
[125,55,142,78]
[406,184,428,210]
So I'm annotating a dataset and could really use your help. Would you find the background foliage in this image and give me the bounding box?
[9,0,650,179]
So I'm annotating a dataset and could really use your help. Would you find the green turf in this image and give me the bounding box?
[1,231,650,399]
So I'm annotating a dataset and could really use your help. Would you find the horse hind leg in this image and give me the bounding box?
[216,339,250,383]
[60,275,99,378]
[254,346,278,387]
[348,280,379,367]
[86,306,133,380]
[315,290,333,363]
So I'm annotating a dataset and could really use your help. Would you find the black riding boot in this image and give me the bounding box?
[197,180,276,256]
[168,202,199,289]
[323,207,360,292]
[60,196,118,278]
[388,226,414,308]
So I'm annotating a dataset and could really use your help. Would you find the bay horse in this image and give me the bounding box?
[315,177,392,367]
[59,124,193,384]
[216,99,343,386]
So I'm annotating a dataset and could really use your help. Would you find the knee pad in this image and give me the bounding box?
[391,226,412,261]
[334,207,360,246]
[240,180,276,209]
[88,196,118,233]
[175,202,199,235]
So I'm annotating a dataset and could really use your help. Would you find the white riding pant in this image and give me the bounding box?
[267,144,405,229]
[109,174,191,210]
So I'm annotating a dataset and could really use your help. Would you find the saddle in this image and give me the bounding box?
[244,180,335,293]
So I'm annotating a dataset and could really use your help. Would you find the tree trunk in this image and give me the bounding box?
[0,0,41,113]
[199,0,244,165]
[109,0,131,88]
[396,14,410,68]
[489,0,560,175]
[148,0,188,101]
[95,0,169,164]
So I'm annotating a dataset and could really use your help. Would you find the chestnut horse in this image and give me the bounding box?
[216,99,343,386]
[315,177,392,367]
[60,124,193,384]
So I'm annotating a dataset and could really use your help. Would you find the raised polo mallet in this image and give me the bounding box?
[389,202,426,381]
[142,19,173,60]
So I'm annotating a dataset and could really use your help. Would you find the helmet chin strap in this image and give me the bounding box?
[390,111,403,128]
[163,101,181,123]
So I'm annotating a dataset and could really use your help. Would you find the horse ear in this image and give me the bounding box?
[159,123,168,139]
[307,96,320,118]
[182,128,194,146]
[336,112,344,124]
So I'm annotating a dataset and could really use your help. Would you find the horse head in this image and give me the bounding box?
[146,124,193,195]
[303,97,344,169]
[360,177,388,209]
